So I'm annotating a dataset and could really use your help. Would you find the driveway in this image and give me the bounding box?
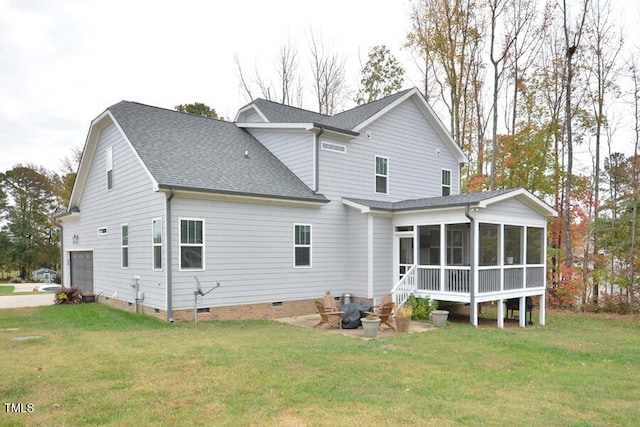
[0,284,56,309]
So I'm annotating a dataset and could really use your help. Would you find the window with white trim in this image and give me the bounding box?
[152,218,162,270]
[121,224,129,268]
[294,224,311,267]
[375,156,388,194]
[180,219,204,270]
[106,147,113,190]
[442,169,451,196]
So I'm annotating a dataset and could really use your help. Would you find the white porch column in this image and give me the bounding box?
[469,213,479,327]
[367,213,374,299]
[540,293,546,326]
[519,296,526,327]
[497,298,505,329]
[440,224,446,292]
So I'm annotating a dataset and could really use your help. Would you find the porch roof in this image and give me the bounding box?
[343,188,557,217]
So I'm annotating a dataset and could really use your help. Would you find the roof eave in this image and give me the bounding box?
[158,185,329,206]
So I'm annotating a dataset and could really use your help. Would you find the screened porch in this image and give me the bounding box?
[392,222,548,327]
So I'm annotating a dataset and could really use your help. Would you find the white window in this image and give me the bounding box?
[442,169,451,196]
[152,218,162,270]
[121,224,129,269]
[180,219,204,270]
[375,156,389,194]
[106,147,113,190]
[321,141,347,153]
[294,224,312,267]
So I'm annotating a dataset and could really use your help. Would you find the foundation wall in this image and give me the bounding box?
[96,295,373,322]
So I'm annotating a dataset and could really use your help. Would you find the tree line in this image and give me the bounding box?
[0,150,79,280]
[232,0,640,312]
[2,0,638,313]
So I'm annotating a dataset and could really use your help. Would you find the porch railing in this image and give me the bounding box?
[394,264,546,302]
[391,264,416,308]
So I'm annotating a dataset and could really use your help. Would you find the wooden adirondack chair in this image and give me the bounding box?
[365,302,396,331]
[314,300,343,329]
[323,292,340,312]
[372,294,394,314]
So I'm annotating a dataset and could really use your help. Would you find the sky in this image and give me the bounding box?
[0,0,417,174]
[0,0,638,175]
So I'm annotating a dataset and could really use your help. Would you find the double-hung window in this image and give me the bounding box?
[375,156,389,194]
[442,169,451,196]
[180,219,204,270]
[106,147,114,190]
[152,218,162,270]
[294,224,311,267]
[121,224,129,269]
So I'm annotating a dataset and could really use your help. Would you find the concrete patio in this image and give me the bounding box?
[274,313,437,339]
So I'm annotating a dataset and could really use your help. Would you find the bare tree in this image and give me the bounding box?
[276,39,300,105]
[488,0,537,190]
[308,29,347,115]
[629,57,640,300]
[584,0,623,301]
[234,40,302,106]
[234,53,255,103]
[562,0,590,268]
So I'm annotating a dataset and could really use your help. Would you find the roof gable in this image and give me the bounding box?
[235,88,467,164]
[344,188,557,217]
[70,102,328,208]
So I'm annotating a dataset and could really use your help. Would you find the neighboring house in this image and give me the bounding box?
[33,268,57,283]
[56,88,556,326]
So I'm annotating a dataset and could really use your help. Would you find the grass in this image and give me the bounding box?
[0,285,15,296]
[1,305,639,426]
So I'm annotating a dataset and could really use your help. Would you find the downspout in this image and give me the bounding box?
[464,204,476,327]
[166,188,176,323]
[313,126,324,193]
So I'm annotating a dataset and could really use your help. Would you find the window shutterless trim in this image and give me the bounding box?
[152,218,163,271]
[441,168,452,196]
[121,224,129,269]
[179,218,205,271]
[293,223,312,268]
[375,155,389,195]
[106,146,113,191]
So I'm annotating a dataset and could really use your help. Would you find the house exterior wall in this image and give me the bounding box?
[372,214,394,301]
[61,122,167,308]
[477,198,549,227]
[247,129,315,189]
[167,195,367,311]
[318,98,460,201]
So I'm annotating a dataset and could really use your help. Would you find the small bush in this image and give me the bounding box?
[54,286,83,304]
[9,277,23,284]
[408,294,437,321]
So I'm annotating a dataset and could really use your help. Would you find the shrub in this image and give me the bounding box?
[407,295,437,321]
[9,277,23,284]
[54,286,83,304]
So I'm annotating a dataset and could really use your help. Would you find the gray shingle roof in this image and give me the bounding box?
[246,88,413,132]
[345,189,517,212]
[108,101,328,203]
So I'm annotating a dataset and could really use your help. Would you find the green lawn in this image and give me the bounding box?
[0,285,15,296]
[1,304,639,426]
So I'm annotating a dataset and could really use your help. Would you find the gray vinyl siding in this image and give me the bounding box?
[239,110,265,122]
[248,129,314,188]
[62,122,166,308]
[319,98,460,201]
[479,199,548,227]
[346,208,369,293]
[372,215,393,299]
[167,196,368,310]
